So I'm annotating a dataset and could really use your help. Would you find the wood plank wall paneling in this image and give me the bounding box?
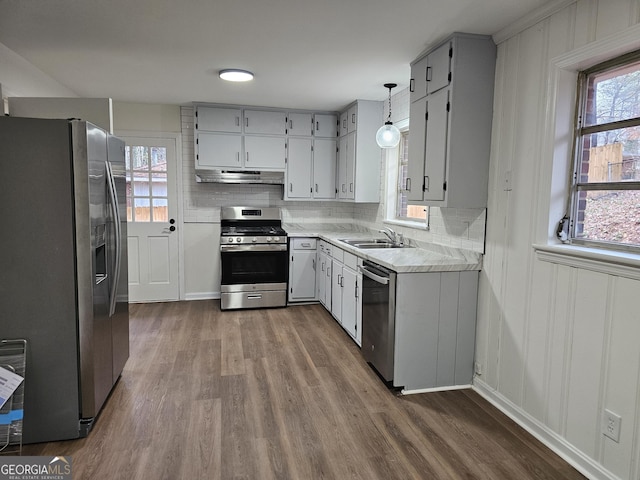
[23,301,586,480]
[479,0,640,478]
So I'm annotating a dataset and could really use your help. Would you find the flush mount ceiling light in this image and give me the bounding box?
[219,69,254,82]
[376,83,401,148]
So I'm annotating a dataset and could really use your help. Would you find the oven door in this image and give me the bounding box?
[220,244,288,310]
[220,244,288,287]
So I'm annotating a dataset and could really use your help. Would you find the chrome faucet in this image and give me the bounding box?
[379,227,403,246]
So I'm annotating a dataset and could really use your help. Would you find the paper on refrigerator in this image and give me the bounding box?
[0,365,24,410]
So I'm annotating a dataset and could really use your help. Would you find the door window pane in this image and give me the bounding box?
[125,145,169,223]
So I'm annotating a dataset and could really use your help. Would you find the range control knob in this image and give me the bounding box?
[252,237,258,242]
[266,236,272,242]
[274,236,280,242]
[228,237,234,243]
[236,237,242,243]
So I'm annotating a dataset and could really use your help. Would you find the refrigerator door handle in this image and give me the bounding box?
[105,160,121,318]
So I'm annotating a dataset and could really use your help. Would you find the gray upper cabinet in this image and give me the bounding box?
[313,113,337,138]
[196,106,242,133]
[287,113,313,136]
[406,33,496,208]
[244,110,287,135]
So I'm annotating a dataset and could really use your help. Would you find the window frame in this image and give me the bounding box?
[384,120,429,229]
[569,49,640,254]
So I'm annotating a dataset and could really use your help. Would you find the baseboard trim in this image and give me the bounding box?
[184,292,220,301]
[472,379,617,480]
[401,384,472,395]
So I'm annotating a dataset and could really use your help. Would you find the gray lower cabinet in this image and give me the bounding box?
[394,270,478,391]
[288,238,317,302]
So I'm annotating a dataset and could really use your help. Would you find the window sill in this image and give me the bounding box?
[533,243,640,281]
[384,218,429,231]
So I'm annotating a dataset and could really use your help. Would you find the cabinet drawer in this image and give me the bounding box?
[343,251,357,270]
[331,246,344,263]
[292,238,317,250]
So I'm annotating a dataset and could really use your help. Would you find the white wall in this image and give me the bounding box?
[477,1,640,479]
[0,41,76,98]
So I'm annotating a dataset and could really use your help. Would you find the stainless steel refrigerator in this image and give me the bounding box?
[0,116,129,443]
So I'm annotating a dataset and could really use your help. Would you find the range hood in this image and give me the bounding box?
[195,169,284,184]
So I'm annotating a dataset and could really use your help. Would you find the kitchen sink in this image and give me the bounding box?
[338,238,413,249]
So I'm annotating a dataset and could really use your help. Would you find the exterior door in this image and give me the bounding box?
[122,136,179,302]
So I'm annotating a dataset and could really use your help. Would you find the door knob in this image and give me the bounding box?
[169,218,175,224]
[169,226,176,232]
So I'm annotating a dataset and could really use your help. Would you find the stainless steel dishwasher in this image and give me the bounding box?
[359,260,396,384]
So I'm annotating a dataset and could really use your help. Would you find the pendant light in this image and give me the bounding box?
[376,83,401,148]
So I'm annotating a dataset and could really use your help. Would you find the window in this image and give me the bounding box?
[395,131,428,222]
[570,51,640,251]
[125,145,168,222]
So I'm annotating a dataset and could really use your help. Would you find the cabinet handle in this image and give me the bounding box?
[289,183,293,192]
[424,176,429,192]
[245,118,249,127]
[302,242,311,247]
[315,183,318,193]
[426,66,432,82]
[349,183,353,193]
[236,116,240,126]
[312,258,316,270]
[316,121,320,131]
[409,78,415,92]
[246,152,250,163]
[321,262,325,272]
[355,282,358,299]
[342,118,347,129]
[406,177,411,191]
[337,274,342,286]
[289,119,293,129]
[351,113,356,125]
[236,152,240,164]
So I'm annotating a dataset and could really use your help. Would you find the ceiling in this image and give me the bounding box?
[0,0,550,111]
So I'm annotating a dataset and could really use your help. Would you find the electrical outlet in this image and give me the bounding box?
[474,362,483,375]
[602,409,621,443]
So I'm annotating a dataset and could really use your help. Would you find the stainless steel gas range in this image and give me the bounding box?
[219,207,288,310]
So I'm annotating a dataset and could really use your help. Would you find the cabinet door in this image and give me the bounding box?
[316,250,326,305]
[341,266,358,339]
[339,111,349,136]
[286,138,312,198]
[196,132,242,168]
[287,113,313,136]
[424,88,449,201]
[427,41,451,94]
[407,99,427,201]
[345,132,356,199]
[314,114,337,138]
[244,110,286,135]
[324,253,332,308]
[337,135,348,198]
[196,106,242,133]
[410,55,428,103]
[290,250,316,300]
[331,260,343,323]
[244,136,286,170]
[347,104,357,134]
[313,138,336,199]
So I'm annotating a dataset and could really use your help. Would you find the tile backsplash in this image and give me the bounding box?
[181,97,486,253]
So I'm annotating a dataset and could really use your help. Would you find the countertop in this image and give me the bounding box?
[284,223,482,273]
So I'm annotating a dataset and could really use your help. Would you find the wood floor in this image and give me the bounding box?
[25,301,585,479]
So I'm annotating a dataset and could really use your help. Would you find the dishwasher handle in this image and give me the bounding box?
[359,265,390,285]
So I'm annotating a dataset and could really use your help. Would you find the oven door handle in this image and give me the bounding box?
[221,244,287,252]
